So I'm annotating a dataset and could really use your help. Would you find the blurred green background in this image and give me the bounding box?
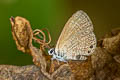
[0,0,120,65]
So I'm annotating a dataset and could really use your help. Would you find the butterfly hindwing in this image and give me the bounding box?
[55,10,96,60]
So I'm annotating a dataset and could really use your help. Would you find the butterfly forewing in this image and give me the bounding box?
[55,10,96,60]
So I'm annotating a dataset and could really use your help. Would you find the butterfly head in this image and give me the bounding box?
[48,48,55,55]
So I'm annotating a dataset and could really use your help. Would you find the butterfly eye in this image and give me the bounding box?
[50,49,53,53]
[48,48,54,55]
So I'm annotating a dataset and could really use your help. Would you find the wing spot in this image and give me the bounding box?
[88,51,91,53]
[90,45,93,48]
[76,55,81,60]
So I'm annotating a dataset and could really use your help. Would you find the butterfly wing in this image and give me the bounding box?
[55,10,96,60]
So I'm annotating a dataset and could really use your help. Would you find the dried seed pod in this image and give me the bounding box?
[10,16,33,53]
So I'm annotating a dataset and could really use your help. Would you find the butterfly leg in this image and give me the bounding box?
[51,54,61,65]
[57,57,67,62]
[51,54,57,60]
[51,57,55,60]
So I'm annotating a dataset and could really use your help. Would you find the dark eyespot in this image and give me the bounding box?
[58,53,60,56]
[76,55,81,60]
[61,54,63,57]
[88,51,91,53]
[90,45,93,48]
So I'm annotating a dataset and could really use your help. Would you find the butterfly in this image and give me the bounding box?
[48,10,96,62]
